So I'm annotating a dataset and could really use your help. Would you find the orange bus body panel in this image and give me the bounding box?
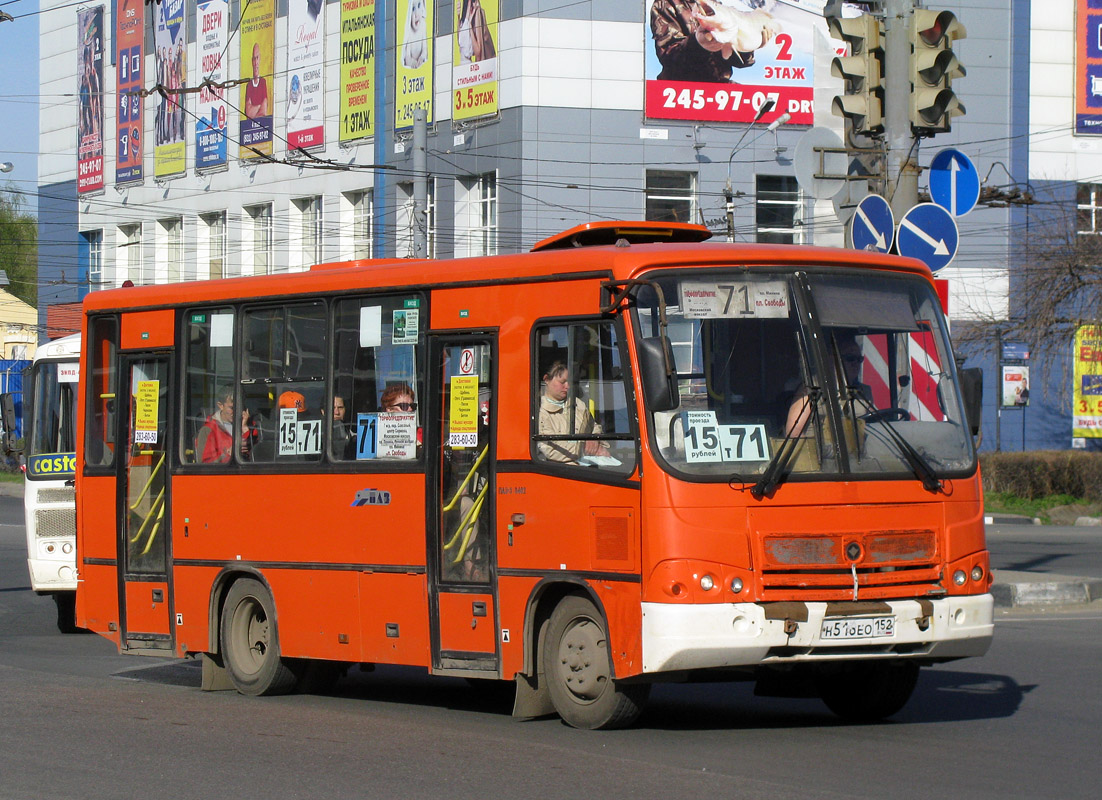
[120,309,174,350]
[437,592,496,654]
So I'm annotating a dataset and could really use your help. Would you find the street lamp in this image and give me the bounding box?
[0,162,13,173]
[724,100,791,242]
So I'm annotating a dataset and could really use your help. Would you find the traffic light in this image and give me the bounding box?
[828,14,885,136]
[909,10,967,134]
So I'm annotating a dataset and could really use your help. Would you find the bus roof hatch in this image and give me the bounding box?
[530,221,712,252]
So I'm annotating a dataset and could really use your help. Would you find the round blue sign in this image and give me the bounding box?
[897,203,959,272]
[851,194,895,253]
[929,148,980,217]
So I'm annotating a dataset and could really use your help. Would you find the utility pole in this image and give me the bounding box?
[412,108,428,259]
[882,0,919,222]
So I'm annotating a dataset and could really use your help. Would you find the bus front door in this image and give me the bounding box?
[427,337,498,675]
[116,355,173,653]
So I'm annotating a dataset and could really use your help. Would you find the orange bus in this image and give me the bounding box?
[75,222,992,729]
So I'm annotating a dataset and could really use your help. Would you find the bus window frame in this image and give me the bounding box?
[173,289,429,475]
[82,314,120,478]
[528,313,640,483]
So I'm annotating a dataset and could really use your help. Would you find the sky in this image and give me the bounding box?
[0,0,40,211]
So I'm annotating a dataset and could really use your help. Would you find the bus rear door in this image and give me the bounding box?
[427,336,498,675]
[116,354,173,653]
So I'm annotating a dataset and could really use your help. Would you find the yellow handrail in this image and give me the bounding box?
[441,445,488,512]
[445,482,489,564]
[128,452,165,514]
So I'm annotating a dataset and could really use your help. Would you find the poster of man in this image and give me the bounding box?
[644,0,860,125]
[240,0,276,158]
[77,7,105,194]
[1001,366,1030,408]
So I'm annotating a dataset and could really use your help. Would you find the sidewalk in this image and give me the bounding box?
[991,570,1102,608]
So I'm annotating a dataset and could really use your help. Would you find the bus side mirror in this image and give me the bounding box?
[0,393,20,455]
[638,336,678,413]
[959,367,983,437]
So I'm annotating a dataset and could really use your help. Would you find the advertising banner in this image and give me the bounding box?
[115,0,144,185]
[1074,324,1102,437]
[340,0,376,141]
[154,0,187,178]
[1001,365,1030,408]
[1076,0,1102,134]
[452,0,498,122]
[645,0,844,126]
[287,0,326,150]
[77,7,105,194]
[196,0,229,170]
[395,0,434,130]
[240,0,276,159]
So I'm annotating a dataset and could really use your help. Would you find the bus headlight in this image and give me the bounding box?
[699,575,714,592]
[953,570,967,586]
[971,565,984,582]
[730,577,744,594]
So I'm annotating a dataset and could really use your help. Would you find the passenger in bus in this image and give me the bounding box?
[329,394,354,455]
[196,387,256,463]
[381,383,416,414]
[785,332,871,438]
[537,361,607,463]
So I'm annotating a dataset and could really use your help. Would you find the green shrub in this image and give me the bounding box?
[979,451,1102,501]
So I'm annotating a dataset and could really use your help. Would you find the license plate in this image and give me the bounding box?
[820,616,896,640]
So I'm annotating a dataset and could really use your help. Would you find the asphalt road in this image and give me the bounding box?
[1,494,1100,799]
[986,524,1102,579]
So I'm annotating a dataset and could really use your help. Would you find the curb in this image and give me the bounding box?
[991,571,1102,608]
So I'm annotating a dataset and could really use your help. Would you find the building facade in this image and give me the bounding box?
[43,0,1094,450]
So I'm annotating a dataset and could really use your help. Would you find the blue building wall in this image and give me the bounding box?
[36,180,80,339]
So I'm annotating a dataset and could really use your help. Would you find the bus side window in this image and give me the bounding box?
[532,321,635,474]
[86,316,118,468]
[330,295,423,462]
[242,302,328,464]
[183,309,237,465]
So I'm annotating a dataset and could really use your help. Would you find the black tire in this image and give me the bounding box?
[53,592,80,634]
[219,578,300,696]
[818,661,920,722]
[542,595,649,730]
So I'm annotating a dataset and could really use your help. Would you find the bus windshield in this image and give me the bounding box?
[29,360,79,459]
[635,268,975,482]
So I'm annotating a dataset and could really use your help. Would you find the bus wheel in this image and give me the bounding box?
[53,592,79,634]
[220,578,299,696]
[818,661,920,722]
[543,596,649,730]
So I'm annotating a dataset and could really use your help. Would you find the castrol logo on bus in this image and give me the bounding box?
[27,453,77,478]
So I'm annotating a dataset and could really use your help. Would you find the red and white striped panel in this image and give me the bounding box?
[859,332,944,421]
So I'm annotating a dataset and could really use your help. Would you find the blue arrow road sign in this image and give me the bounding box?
[929,148,980,217]
[897,203,959,272]
[851,194,894,253]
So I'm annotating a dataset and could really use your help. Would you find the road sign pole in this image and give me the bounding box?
[883,0,920,221]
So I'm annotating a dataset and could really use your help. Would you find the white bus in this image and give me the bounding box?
[20,334,80,632]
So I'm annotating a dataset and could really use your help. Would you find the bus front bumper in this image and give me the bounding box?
[27,557,78,593]
[640,594,993,674]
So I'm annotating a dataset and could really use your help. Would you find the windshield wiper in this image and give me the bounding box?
[751,387,821,499]
[848,390,944,493]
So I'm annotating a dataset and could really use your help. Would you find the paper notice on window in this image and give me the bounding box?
[680,281,789,319]
[393,309,419,344]
[134,380,159,444]
[211,313,234,347]
[449,375,479,447]
[359,306,382,348]
[378,412,417,459]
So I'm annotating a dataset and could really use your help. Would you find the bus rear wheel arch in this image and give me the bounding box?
[219,577,300,696]
[542,594,649,730]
